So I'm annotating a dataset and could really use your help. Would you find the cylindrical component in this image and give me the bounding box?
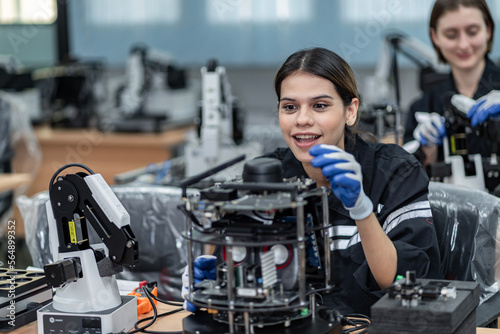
[226,238,235,305]
[235,265,245,287]
[321,187,331,288]
[244,312,250,334]
[184,202,195,304]
[242,158,283,183]
[296,197,306,304]
[311,293,316,320]
[228,311,235,333]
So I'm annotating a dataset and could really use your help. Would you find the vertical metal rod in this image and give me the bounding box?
[228,311,235,334]
[391,40,402,144]
[376,109,384,142]
[226,237,235,333]
[321,188,331,288]
[395,105,402,145]
[249,302,254,333]
[244,312,250,334]
[296,198,306,304]
[311,293,316,320]
[185,201,195,303]
[226,240,235,302]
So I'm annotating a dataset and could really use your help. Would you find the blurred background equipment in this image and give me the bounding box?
[0,55,42,123]
[0,89,41,237]
[33,60,105,128]
[358,103,400,143]
[112,58,264,186]
[425,94,500,195]
[364,32,449,106]
[184,59,262,181]
[101,44,199,132]
[361,32,449,144]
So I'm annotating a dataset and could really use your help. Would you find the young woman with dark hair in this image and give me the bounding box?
[183,47,441,316]
[404,0,500,167]
[262,47,441,315]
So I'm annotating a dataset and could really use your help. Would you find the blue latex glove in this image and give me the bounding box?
[467,91,500,127]
[181,255,216,312]
[413,112,446,146]
[310,144,373,220]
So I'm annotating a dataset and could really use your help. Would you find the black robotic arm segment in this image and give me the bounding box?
[49,173,89,254]
[80,188,138,265]
[48,164,138,266]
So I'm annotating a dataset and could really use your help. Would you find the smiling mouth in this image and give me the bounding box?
[294,134,320,143]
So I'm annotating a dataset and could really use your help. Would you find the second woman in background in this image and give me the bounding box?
[404,0,500,167]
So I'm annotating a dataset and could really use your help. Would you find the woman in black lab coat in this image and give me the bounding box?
[183,47,441,317]
[262,47,441,315]
[404,0,500,167]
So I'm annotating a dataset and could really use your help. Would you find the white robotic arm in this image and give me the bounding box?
[44,163,138,313]
[364,32,449,105]
[200,59,235,144]
[116,45,174,116]
[184,59,262,180]
[37,163,139,334]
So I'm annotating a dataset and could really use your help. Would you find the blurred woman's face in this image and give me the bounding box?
[278,71,357,164]
[431,5,491,72]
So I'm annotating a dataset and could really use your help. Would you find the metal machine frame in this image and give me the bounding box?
[179,157,340,334]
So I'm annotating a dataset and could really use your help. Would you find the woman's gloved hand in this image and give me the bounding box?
[413,112,446,146]
[181,255,217,312]
[467,91,500,127]
[310,144,373,220]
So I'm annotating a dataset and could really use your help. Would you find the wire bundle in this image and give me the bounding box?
[118,282,184,334]
[341,313,371,333]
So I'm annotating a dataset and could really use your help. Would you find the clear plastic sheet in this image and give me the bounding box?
[17,184,201,301]
[0,92,42,234]
[428,181,500,305]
